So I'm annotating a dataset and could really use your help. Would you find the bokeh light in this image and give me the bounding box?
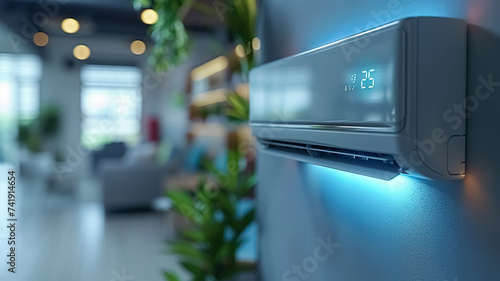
[61,18,80,34]
[235,44,245,58]
[33,32,49,47]
[252,37,261,50]
[141,9,158,25]
[73,45,91,60]
[130,40,146,55]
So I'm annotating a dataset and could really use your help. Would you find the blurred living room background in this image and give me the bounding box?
[0,0,257,280]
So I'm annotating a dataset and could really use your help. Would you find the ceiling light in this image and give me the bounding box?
[61,18,80,34]
[73,45,90,60]
[141,9,158,25]
[130,40,146,55]
[33,32,49,47]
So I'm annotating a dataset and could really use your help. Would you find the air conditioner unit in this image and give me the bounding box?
[249,17,466,180]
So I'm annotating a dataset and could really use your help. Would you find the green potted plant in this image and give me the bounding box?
[17,106,61,176]
[17,106,60,153]
[165,148,256,281]
[164,89,254,281]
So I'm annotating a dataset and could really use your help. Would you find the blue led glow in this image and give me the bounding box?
[301,163,429,242]
[304,163,420,201]
[310,1,461,55]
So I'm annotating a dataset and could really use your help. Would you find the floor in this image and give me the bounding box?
[0,167,188,281]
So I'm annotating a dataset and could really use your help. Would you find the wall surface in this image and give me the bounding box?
[256,0,500,280]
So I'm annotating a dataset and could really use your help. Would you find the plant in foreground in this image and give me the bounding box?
[164,149,256,281]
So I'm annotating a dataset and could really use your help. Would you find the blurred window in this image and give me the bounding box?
[0,53,41,163]
[0,53,42,123]
[80,65,143,149]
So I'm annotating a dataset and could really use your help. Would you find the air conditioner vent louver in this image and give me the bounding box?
[261,140,398,163]
[259,139,402,180]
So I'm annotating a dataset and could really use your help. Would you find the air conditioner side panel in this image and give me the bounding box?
[415,17,467,178]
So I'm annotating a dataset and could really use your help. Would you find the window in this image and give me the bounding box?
[0,53,41,162]
[81,65,143,149]
[0,54,42,123]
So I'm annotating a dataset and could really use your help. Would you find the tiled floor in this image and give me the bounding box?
[0,172,188,281]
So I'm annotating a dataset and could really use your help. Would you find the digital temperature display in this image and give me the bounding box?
[345,69,376,92]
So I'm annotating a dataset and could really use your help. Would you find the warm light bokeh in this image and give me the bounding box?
[61,18,80,34]
[141,9,158,25]
[252,37,261,50]
[73,45,91,60]
[33,32,49,47]
[130,40,146,55]
[235,44,245,58]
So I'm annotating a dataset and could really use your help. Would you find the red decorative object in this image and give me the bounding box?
[147,116,160,143]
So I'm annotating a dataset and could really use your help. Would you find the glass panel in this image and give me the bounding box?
[250,24,405,131]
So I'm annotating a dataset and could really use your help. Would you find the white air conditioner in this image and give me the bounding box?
[249,17,466,180]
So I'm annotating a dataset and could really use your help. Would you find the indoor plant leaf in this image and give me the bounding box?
[234,208,255,236]
[181,229,206,242]
[180,261,206,277]
[167,189,200,222]
[238,174,257,197]
[169,241,211,265]
[162,270,181,281]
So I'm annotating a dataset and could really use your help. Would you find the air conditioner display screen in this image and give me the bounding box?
[345,69,376,91]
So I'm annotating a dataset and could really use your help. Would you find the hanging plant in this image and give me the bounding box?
[133,0,257,77]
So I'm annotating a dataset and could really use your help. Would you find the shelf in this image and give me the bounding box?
[190,83,249,108]
[190,56,229,81]
[191,88,230,107]
[190,122,227,137]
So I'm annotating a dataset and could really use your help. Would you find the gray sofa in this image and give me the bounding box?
[99,160,169,211]
[91,142,127,174]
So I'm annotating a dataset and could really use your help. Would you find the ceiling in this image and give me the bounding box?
[0,0,221,39]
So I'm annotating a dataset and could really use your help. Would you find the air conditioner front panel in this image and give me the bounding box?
[250,23,406,133]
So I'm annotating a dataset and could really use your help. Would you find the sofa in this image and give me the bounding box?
[91,142,127,174]
[99,142,173,211]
